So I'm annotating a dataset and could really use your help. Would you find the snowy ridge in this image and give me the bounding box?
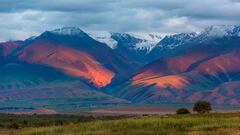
[51,27,86,37]
[193,25,240,43]
[155,32,197,49]
[127,32,163,52]
[200,25,235,37]
[152,25,240,50]
[88,31,163,52]
[48,27,163,51]
[48,25,240,52]
[88,31,118,49]
[198,25,240,38]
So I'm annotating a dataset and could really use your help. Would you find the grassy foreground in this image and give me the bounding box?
[1,113,240,135]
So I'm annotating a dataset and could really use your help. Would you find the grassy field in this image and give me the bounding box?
[0,113,239,135]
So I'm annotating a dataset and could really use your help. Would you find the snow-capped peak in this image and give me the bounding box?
[87,31,163,52]
[128,32,162,42]
[51,27,86,37]
[111,32,135,42]
[127,32,163,52]
[200,25,237,38]
[154,32,197,49]
[87,31,118,49]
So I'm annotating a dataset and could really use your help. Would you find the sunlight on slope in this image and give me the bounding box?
[18,41,115,87]
[195,51,240,77]
[132,51,212,81]
[132,74,189,90]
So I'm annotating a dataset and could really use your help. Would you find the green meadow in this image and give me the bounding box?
[0,113,239,135]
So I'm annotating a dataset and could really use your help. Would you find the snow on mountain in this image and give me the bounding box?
[110,32,139,45]
[192,25,240,44]
[152,25,240,50]
[36,27,163,52]
[155,32,197,49]
[48,25,240,52]
[200,25,235,37]
[51,27,86,37]
[127,32,163,52]
[87,31,118,49]
[88,31,163,52]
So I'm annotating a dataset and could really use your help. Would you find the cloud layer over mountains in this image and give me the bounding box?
[0,0,240,41]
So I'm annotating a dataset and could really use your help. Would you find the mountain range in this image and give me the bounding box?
[0,25,240,111]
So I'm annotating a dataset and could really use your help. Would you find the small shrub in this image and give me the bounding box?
[193,100,212,114]
[176,108,190,115]
[8,123,19,129]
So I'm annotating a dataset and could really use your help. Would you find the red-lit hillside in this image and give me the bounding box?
[0,41,23,57]
[109,45,240,105]
[18,40,115,87]
[1,26,240,109]
[14,28,136,87]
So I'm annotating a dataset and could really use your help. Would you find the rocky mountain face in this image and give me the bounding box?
[1,25,240,110]
[107,25,240,105]
[88,31,163,65]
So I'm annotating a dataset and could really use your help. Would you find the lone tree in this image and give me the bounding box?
[193,100,212,113]
[176,108,190,115]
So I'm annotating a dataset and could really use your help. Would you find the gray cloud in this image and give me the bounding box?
[0,0,239,41]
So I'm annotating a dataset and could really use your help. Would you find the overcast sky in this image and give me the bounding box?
[0,0,240,41]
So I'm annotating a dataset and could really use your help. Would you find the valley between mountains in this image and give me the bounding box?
[0,25,240,112]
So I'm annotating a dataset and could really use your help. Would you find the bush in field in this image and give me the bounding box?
[176,108,190,115]
[8,123,19,129]
[193,100,212,113]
